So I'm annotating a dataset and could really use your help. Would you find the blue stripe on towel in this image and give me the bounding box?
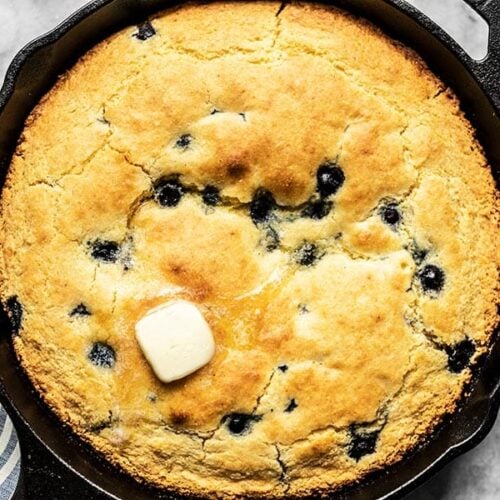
[0,405,20,500]
[0,412,6,435]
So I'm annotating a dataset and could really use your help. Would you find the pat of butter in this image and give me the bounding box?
[135,300,215,383]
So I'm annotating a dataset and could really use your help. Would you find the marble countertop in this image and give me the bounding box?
[0,0,498,498]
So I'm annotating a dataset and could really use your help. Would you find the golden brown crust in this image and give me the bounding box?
[0,1,498,497]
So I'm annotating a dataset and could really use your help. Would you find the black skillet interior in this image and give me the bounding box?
[0,1,498,499]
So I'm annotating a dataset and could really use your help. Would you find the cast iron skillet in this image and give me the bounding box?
[0,0,498,498]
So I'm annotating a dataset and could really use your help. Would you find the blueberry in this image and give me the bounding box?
[445,339,475,373]
[4,296,23,336]
[317,162,345,198]
[348,427,380,461]
[380,203,401,226]
[154,178,184,207]
[90,240,121,263]
[278,365,288,372]
[88,342,116,369]
[134,21,156,41]
[250,190,275,225]
[262,227,280,252]
[285,399,298,413]
[224,413,260,435]
[302,199,332,220]
[175,134,193,150]
[70,303,91,317]
[202,185,220,206]
[419,264,445,293]
[295,242,322,267]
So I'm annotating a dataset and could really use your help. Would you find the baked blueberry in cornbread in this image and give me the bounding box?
[0,2,498,497]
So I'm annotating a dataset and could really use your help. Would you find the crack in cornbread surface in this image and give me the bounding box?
[0,1,498,497]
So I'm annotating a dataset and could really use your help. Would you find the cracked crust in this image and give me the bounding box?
[0,1,498,498]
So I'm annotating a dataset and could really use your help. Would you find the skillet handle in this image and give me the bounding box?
[461,0,500,112]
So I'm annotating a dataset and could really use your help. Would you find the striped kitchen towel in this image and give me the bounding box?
[0,405,20,500]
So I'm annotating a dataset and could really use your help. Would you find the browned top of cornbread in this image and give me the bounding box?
[0,1,498,497]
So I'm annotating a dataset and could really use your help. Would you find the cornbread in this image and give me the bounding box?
[0,1,498,497]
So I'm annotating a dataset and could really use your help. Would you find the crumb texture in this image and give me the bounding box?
[0,1,498,498]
